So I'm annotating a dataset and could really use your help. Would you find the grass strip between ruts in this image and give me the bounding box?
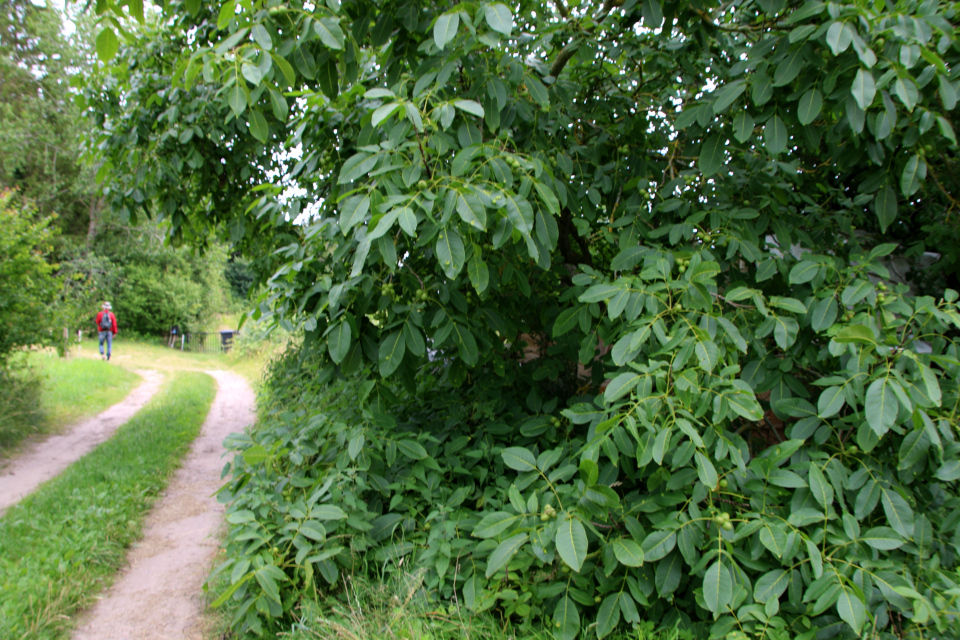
[0,371,217,640]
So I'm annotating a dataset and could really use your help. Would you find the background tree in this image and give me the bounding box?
[88,0,960,638]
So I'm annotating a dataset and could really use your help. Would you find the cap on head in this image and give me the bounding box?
[102,302,112,310]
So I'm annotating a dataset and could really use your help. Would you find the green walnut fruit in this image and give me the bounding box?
[847,445,859,454]
[719,479,728,488]
[416,180,428,189]
[722,521,733,531]
[424,523,431,531]
[541,514,550,522]
[594,596,602,604]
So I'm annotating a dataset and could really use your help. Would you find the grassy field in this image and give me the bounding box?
[68,334,282,387]
[0,353,140,455]
[0,371,217,640]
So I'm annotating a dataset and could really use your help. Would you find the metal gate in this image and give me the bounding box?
[177,331,238,354]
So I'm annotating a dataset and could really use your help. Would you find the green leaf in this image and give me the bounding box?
[269,52,296,86]
[553,596,580,640]
[242,444,269,465]
[398,207,417,237]
[525,77,550,108]
[96,27,120,62]
[339,152,379,184]
[851,69,876,110]
[378,330,406,377]
[811,297,838,331]
[433,12,459,50]
[732,111,755,142]
[596,593,621,639]
[484,3,513,35]
[450,322,478,366]
[217,0,237,29]
[641,530,676,562]
[456,193,487,230]
[788,260,820,284]
[641,0,663,27]
[764,115,788,155]
[300,520,326,540]
[880,487,914,538]
[473,512,521,538]
[553,307,579,338]
[556,518,588,572]
[454,99,484,118]
[900,154,927,197]
[760,523,786,557]
[248,109,269,143]
[726,392,763,421]
[339,194,370,234]
[712,80,746,114]
[689,261,721,284]
[695,340,719,373]
[834,324,876,344]
[754,569,789,603]
[872,183,898,232]
[604,371,643,403]
[328,321,352,363]
[898,427,930,470]
[837,588,866,634]
[861,526,904,550]
[501,446,537,472]
[256,565,282,602]
[695,451,718,489]
[314,17,345,50]
[252,24,272,50]
[826,21,853,55]
[485,533,528,578]
[935,460,960,481]
[396,439,428,460]
[611,538,644,567]
[866,378,899,435]
[467,253,489,294]
[797,88,823,125]
[773,47,804,86]
[436,228,466,279]
[313,504,347,520]
[808,463,834,509]
[703,561,732,613]
[227,84,247,117]
[817,386,845,418]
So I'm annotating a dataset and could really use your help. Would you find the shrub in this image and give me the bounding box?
[216,258,960,639]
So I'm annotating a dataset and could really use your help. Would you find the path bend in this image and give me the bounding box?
[0,370,164,515]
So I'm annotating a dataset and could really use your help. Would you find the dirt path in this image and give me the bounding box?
[0,370,164,515]
[73,370,256,640]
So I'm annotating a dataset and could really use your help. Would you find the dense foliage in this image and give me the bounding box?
[0,190,61,364]
[90,0,960,638]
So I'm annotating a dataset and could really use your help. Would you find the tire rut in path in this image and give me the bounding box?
[0,370,164,515]
[72,370,256,640]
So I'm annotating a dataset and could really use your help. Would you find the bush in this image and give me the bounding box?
[0,362,43,451]
[0,190,60,363]
[216,258,960,640]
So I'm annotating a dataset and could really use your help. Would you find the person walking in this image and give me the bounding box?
[95,302,118,361]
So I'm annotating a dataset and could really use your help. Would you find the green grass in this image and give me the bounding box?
[0,354,140,455]
[206,569,691,640]
[71,335,281,389]
[32,352,141,429]
[0,371,217,640]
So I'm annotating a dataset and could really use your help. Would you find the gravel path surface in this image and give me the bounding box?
[72,370,255,640]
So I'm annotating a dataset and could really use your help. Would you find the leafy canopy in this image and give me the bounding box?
[87,0,960,638]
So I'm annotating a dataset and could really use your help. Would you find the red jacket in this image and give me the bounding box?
[95,311,117,334]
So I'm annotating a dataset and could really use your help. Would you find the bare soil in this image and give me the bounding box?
[72,370,256,640]
[0,370,164,515]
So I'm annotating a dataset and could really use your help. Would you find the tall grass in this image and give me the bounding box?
[0,371,216,639]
